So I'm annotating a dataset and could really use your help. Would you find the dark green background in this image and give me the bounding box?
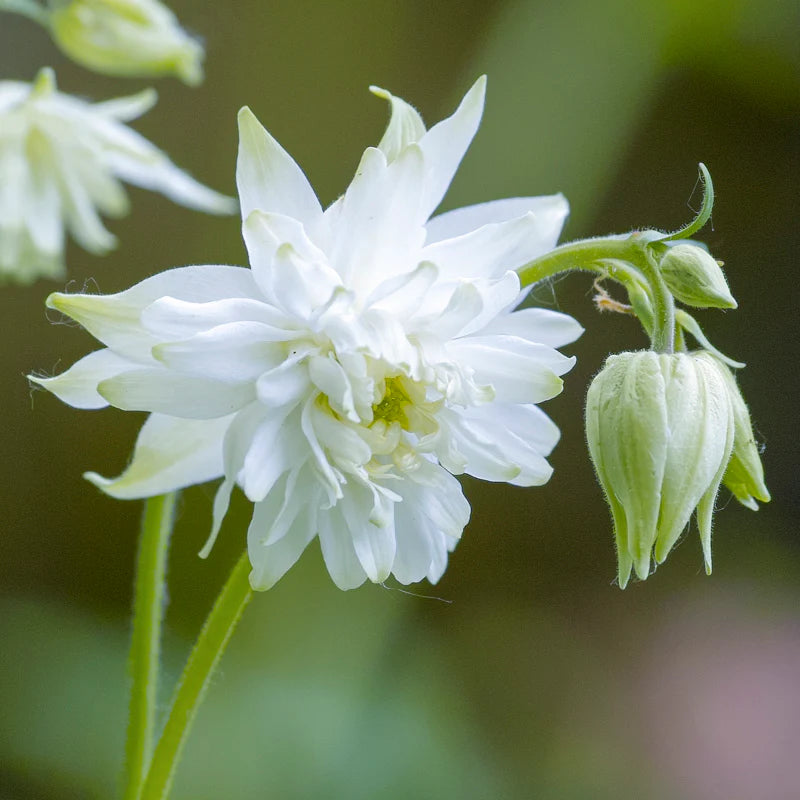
[1,1,798,797]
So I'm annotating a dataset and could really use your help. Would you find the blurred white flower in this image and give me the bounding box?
[47,0,204,85]
[33,77,581,589]
[0,68,236,283]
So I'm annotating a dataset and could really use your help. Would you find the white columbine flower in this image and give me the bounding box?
[0,68,236,284]
[33,77,582,590]
[47,0,205,85]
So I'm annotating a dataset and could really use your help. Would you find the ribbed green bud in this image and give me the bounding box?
[659,243,737,309]
[586,351,734,587]
[711,359,770,510]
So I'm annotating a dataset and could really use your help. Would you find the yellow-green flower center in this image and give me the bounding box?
[372,376,412,428]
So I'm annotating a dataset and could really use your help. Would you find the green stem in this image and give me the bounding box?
[0,0,49,25]
[123,494,178,800]
[517,235,675,354]
[140,550,253,800]
[634,248,675,354]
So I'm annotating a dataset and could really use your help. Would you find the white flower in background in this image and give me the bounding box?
[0,68,235,283]
[47,0,204,85]
[33,77,582,590]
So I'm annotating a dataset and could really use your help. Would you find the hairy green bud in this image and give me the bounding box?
[586,351,734,587]
[659,243,737,309]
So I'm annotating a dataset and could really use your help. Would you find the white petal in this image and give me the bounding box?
[269,242,340,318]
[241,408,306,502]
[452,272,522,338]
[370,85,426,162]
[425,194,569,245]
[84,413,230,499]
[248,482,319,591]
[108,152,237,215]
[92,88,158,122]
[447,335,575,404]
[422,211,565,282]
[393,463,469,583]
[443,404,558,486]
[326,144,426,291]
[318,505,367,590]
[256,356,313,407]
[141,296,297,340]
[308,353,357,421]
[30,348,134,409]
[236,106,322,225]
[54,154,117,254]
[340,483,396,583]
[242,209,334,304]
[417,76,486,219]
[47,265,262,359]
[153,322,288,381]
[476,307,583,348]
[366,261,439,317]
[98,369,255,418]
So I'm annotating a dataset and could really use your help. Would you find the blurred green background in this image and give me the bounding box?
[1,1,799,797]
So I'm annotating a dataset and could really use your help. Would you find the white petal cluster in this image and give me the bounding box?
[47,0,204,85]
[34,77,582,590]
[0,68,235,283]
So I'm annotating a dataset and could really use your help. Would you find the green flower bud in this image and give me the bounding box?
[586,351,734,587]
[48,0,204,86]
[712,359,770,510]
[659,243,737,309]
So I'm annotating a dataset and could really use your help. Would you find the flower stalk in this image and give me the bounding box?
[124,493,177,800]
[139,550,253,800]
[517,233,676,352]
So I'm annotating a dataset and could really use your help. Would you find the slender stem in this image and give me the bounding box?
[123,493,178,800]
[633,248,675,353]
[140,550,253,800]
[517,234,676,353]
[0,0,49,25]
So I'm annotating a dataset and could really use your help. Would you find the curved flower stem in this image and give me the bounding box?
[124,493,178,800]
[517,235,676,354]
[140,550,253,800]
[0,0,49,25]
[632,247,675,354]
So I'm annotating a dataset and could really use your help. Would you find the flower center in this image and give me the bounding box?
[372,376,412,428]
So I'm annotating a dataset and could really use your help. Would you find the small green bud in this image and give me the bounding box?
[712,359,770,510]
[585,350,734,587]
[48,0,204,86]
[659,243,737,309]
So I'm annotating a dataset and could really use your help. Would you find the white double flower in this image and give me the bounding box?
[34,78,582,589]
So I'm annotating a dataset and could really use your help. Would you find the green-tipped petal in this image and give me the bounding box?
[370,85,426,162]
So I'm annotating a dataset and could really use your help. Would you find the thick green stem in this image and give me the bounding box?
[0,0,49,24]
[517,237,650,287]
[517,235,676,354]
[140,551,253,800]
[123,493,177,800]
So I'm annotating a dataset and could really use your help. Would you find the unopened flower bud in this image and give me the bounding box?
[711,359,770,510]
[659,243,737,309]
[586,350,734,587]
[48,0,204,85]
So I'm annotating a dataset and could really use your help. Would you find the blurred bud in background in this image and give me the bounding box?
[47,0,204,85]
